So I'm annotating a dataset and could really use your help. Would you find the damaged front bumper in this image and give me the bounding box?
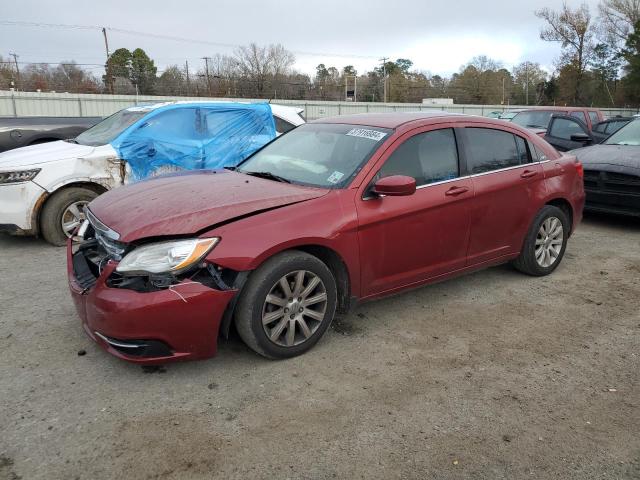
[0,180,46,235]
[67,239,238,364]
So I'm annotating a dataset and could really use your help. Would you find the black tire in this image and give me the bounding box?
[512,205,569,276]
[235,250,338,359]
[40,187,98,246]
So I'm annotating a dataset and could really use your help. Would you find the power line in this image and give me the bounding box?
[0,20,380,60]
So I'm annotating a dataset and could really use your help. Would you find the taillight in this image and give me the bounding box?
[575,162,584,178]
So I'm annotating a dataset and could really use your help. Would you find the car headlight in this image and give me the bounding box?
[0,169,41,184]
[116,238,219,275]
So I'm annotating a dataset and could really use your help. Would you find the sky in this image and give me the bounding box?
[0,0,603,78]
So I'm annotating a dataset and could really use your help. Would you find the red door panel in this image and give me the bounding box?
[356,179,473,297]
[467,163,545,265]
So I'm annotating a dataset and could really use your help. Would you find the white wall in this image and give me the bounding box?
[1,90,637,120]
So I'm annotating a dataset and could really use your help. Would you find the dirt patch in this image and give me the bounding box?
[0,215,639,479]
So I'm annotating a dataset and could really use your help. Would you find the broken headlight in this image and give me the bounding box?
[0,168,41,184]
[116,238,219,275]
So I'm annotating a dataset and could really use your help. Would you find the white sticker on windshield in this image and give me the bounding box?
[327,171,345,184]
[346,128,387,141]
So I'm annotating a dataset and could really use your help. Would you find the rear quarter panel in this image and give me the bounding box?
[540,151,585,232]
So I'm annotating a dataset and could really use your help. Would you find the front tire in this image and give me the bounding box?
[235,250,337,359]
[512,205,569,276]
[40,187,98,246]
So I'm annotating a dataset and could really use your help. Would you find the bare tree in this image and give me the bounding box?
[536,2,596,103]
[598,0,640,44]
[234,43,295,96]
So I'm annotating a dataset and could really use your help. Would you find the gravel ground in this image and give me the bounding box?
[1,213,639,480]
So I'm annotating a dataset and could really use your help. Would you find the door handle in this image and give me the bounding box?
[445,186,469,196]
[520,170,538,179]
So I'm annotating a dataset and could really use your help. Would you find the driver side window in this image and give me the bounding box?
[548,118,586,140]
[378,128,459,187]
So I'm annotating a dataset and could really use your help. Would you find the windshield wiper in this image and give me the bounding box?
[243,171,291,183]
[526,124,545,129]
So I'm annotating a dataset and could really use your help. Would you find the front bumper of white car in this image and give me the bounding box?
[0,180,47,235]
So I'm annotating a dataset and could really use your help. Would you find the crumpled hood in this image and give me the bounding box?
[0,140,95,169]
[570,144,640,175]
[88,169,329,242]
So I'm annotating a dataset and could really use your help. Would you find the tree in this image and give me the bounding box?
[536,3,596,104]
[130,48,157,94]
[234,43,295,96]
[590,43,623,105]
[342,65,357,76]
[395,59,413,73]
[157,65,185,95]
[512,62,547,105]
[104,48,132,92]
[599,0,640,45]
[622,19,640,103]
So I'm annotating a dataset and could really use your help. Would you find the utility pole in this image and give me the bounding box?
[185,60,191,96]
[380,57,388,103]
[9,53,20,90]
[102,27,113,94]
[525,61,529,106]
[502,76,505,105]
[202,57,212,97]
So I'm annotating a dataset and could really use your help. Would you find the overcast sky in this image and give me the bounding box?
[1,0,602,78]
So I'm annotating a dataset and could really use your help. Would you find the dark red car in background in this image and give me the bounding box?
[68,113,585,364]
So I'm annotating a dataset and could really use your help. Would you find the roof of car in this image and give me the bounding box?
[508,106,600,113]
[312,111,466,129]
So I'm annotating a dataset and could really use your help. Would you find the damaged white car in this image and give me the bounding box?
[0,101,304,245]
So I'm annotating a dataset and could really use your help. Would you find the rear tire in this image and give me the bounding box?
[40,187,98,246]
[512,205,569,276]
[235,250,337,359]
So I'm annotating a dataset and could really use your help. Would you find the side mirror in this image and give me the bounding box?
[570,133,592,144]
[372,175,416,197]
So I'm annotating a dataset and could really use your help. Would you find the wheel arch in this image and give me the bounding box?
[218,243,353,340]
[34,181,108,235]
[545,197,574,235]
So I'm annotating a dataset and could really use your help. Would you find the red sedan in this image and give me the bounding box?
[68,112,585,363]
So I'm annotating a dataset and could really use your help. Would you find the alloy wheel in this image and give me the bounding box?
[261,270,328,347]
[535,216,564,268]
[61,200,89,237]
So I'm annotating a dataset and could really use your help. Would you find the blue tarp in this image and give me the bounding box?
[110,102,276,181]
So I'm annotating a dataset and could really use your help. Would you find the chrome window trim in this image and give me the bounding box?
[86,208,120,241]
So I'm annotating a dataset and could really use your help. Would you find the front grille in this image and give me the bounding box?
[583,169,640,215]
[584,170,640,195]
[72,211,128,290]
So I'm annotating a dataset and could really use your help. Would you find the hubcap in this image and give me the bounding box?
[261,270,327,347]
[535,216,564,268]
[61,201,89,237]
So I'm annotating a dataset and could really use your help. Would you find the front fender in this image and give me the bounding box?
[202,190,362,297]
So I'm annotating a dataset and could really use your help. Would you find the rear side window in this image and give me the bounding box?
[379,128,459,186]
[593,122,606,134]
[548,118,585,140]
[274,115,295,134]
[515,136,531,164]
[465,128,521,174]
[570,111,588,124]
[588,111,600,125]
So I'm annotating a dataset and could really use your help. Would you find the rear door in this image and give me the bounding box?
[544,115,593,151]
[461,126,545,265]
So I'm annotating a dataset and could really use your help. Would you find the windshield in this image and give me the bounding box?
[605,119,640,145]
[75,109,148,146]
[237,123,392,188]
[511,111,556,129]
[499,112,517,120]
